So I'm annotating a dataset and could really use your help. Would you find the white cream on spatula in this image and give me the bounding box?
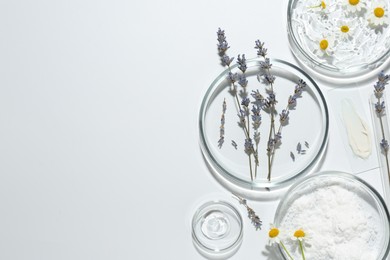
[341,99,372,159]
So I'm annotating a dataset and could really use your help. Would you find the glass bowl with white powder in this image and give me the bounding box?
[287,0,390,82]
[274,171,390,260]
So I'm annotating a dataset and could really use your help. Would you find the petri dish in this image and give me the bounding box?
[199,58,329,199]
[274,171,390,259]
[287,0,390,83]
[192,200,243,259]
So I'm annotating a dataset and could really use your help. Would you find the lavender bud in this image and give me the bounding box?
[259,58,272,70]
[255,40,267,57]
[238,74,248,88]
[375,101,385,115]
[221,55,234,66]
[279,109,289,122]
[241,97,250,107]
[237,54,247,73]
[381,139,389,153]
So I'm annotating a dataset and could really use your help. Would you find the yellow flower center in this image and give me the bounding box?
[341,25,350,33]
[349,0,359,6]
[269,228,280,238]
[294,229,305,238]
[374,7,385,18]
[321,1,326,9]
[319,39,329,50]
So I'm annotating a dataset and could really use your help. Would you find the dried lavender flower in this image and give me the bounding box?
[279,109,289,123]
[381,139,389,153]
[241,97,250,107]
[372,71,390,195]
[218,99,227,148]
[217,137,224,149]
[375,100,385,115]
[275,131,282,142]
[267,138,276,150]
[238,74,248,88]
[255,40,267,57]
[290,151,295,161]
[217,28,229,54]
[221,54,234,67]
[378,70,390,85]
[232,140,238,150]
[237,54,247,73]
[251,105,262,130]
[374,82,385,96]
[288,95,297,107]
[294,79,307,96]
[297,142,302,154]
[267,92,277,106]
[228,72,238,83]
[259,58,272,70]
[263,73,276,85]
[238,109,246,126]
[245,138,254,155]
[374,71,390,98]
[251,90,267,108]
[233,194,262,230]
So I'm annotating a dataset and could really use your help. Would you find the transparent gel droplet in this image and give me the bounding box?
[201,210,230,240]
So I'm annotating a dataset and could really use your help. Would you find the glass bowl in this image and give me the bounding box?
[287,0,390,83]
[274,171,390,259]
[199,58,329,199]
[192,200,243,259]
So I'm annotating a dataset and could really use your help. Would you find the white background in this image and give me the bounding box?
[0,0,388,259]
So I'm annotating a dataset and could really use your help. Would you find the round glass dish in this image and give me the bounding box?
[287,0,390,83]
[192,200,243,259]
[274,171,390,260]
[199,58,329,199]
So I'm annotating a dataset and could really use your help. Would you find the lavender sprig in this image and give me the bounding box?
[218,99,227,148]
[255,40,279,181]
[233,194,262,230]
[373,71,390,183]
[267,80,307,180]
[217,28,258,180]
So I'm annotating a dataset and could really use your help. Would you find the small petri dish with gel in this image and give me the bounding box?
[192,200,243,259]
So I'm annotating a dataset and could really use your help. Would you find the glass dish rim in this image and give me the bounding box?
[198,58,330,195]
[273,170,390,259]
[191,200,243,254]
[286,0,390,80]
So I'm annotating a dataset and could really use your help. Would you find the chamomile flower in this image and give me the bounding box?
[342,0,365,13]
[315,35,336,57]
[336,20,354,40]
[292,228,307,260]
[368,1,388,26]
[268,224,294,260]
[309,0,330,16]
[268,224,281,245]
[292,228,306,241]
[308,0,327,9]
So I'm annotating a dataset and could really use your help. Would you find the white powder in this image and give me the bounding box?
[279,179,384,260]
